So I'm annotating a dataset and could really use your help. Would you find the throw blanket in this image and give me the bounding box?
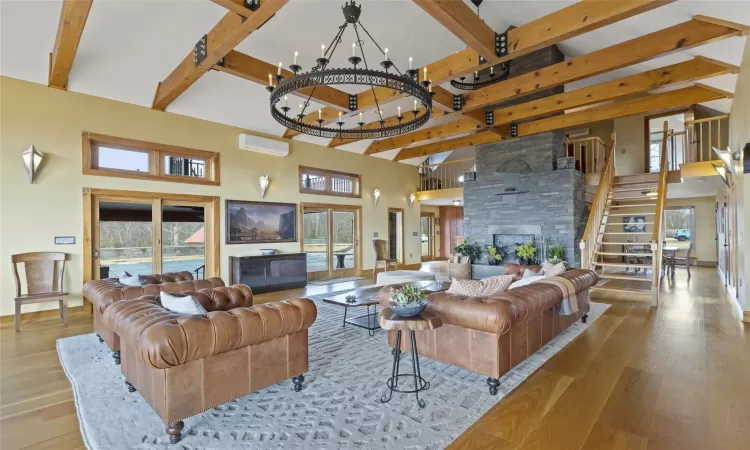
[536,276,579,315]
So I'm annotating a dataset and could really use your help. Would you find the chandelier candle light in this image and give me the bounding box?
[268,1,433,140]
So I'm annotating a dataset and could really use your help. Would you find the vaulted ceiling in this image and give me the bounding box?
[1,0,748,165]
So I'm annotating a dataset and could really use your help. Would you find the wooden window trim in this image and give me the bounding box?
[298,165,361,198]
[82,132,220,186]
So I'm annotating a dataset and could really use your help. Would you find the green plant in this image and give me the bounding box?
[389,284,427,306]
[486,245,505,262]
[547,243,564,262]
[515,241,537,259]
[454,240,482,262]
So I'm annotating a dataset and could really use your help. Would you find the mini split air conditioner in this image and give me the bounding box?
[238,133,289,157]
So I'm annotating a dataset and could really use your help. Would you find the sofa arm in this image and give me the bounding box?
[108,298,317,369]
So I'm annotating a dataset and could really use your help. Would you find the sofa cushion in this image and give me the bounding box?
[509,274,545,290]
[160,292,207,315]
[447,275,514,297]
[542,261,567,277]
[523,268,541,278]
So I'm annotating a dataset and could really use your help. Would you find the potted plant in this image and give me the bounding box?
[547,243,565,264]
[486,245,505,265]
[453,240,482,263]
[388,284,428,317]
[514,241,537,265]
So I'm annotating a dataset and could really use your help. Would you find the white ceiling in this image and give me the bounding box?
[1,0,748,163]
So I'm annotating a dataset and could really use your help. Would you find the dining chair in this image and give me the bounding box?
[669,243,693,278]
[12,252,69,332]
[372,239,398,277]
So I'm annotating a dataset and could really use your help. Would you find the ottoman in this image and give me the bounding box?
[377,270,436,285]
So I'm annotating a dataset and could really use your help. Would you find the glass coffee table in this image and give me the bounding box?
[322,280,449,336]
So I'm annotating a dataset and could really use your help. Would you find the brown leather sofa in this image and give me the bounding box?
[103,295,317,444]
[379,268,597,394]
[82,273,250,363]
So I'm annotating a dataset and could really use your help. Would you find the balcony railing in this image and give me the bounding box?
[418,158,476,192]
[685,114,729,162]
[564,136,606,174]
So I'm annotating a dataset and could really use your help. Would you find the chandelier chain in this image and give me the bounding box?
[353,23,384,124]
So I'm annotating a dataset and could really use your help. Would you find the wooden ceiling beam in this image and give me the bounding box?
[511,84,732,137]
[210,0,256,18]
[489,57,739,126]
[394,84,732,161]
[365,118,478,155]
[460,17,745,113]
[413,0,496,60]
[152,0,288,111]
[215,51,350,109]
[48,0,93,90]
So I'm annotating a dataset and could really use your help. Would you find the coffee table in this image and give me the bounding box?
[322,280,449,336]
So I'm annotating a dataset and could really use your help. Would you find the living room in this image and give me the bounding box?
[2,1,750,449]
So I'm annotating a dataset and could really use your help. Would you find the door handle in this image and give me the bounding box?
[92,249,100,260]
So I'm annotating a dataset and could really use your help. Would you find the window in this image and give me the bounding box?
[299,166,360,198]
[664,206,695,250]
[82,133,219,185]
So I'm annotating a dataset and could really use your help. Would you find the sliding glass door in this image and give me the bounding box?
[301,204,360,280]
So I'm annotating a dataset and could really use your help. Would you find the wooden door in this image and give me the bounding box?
[300,203,361,280]
[439,206,464,257]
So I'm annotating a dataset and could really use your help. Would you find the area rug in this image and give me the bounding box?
[58,301,609,450]
[308,276,367,285]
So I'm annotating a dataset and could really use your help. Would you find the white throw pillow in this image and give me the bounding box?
[509,275,546,290]
[118,273,143,287]
[522,268,541,279]
[159,292,207,315]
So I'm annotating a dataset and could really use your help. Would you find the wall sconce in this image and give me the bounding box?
[712,162,730,187]
[258,175,270,198]
[452,199,461,206]
[408,193,416,208]
[21,145,44,183]
[712,147,737,177]
[373,189,381,205]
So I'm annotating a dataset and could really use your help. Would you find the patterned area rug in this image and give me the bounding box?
[57,301,609,450]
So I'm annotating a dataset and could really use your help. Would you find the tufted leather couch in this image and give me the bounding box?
[103,295,317,444]
[379,268,597,394]
[82,273,248,357]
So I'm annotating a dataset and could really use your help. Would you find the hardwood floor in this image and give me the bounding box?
[1,265,747,449]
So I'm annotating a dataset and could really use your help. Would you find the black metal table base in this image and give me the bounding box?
[343,304,379,336]
[381,330,429,408]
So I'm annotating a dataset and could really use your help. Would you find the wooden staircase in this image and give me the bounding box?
[580,123,670,306]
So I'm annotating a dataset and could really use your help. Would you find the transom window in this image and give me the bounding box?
[299,166,360,198]
[82,133,219,186]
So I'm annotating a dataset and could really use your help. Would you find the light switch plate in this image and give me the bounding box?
[54,236,76,245]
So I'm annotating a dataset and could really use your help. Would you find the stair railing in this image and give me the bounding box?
[650,121,670,307]
[580,132,616,271]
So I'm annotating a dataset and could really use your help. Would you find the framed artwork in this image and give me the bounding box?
[226,200,297,244]
[623,216,647,233]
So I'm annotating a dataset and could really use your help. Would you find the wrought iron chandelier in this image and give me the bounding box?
[450,0,511,91]
[268,1,433,140]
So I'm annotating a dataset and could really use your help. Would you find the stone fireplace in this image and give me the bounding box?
[465,131,588,278]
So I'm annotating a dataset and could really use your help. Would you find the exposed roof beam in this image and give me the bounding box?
[489,57,738,126]
[210,0,256,18]
[152,0,288,111]
[460,17,746,113]
[394,84,732,161]
[412,0,497,60]
[394,131,501,161]
[48,0,93,90]
[288,0,670,139]
[365,118,478,155]
[215,51,350,109]
[512,84,732,136]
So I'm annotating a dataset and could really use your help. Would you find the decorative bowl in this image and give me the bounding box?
[260,249,277,255]
[390,302,427,317]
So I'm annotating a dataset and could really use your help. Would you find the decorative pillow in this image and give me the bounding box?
[522,268,541,279]
[159,292,207,315]
[542,261,567,277]
[447,275,515,297]
[118,273,144,287]
[509,275,546,290]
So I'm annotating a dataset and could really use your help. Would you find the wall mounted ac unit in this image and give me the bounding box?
[238,133,289,157]
[566,128,590,139]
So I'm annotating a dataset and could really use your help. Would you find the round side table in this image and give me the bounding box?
[379,308,442,408]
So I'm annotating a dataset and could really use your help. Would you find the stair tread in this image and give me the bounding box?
[602,232,651,235]
[604,222,655,226]
[593,262,652,268]
[599,242,652,245]
[605,212,656,216]
[611,187,658,193]
[607,203,657,208]
[609,196,658,201]
[598,273,652,281]
[595,251,652,256]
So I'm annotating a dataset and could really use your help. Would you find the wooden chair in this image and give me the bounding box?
[668,243,693,278]
[12,252,69,332]
[373,239,398,277]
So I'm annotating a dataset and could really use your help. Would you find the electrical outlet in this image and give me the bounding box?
[410,254,413,258]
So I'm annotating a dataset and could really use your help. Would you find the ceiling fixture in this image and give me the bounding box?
[450,0,511,91]
[268,1,433,140]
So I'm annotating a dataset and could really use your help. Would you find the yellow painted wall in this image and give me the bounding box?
[0,76,422,316]
[613,115,646,176]
[602,196,717,264]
